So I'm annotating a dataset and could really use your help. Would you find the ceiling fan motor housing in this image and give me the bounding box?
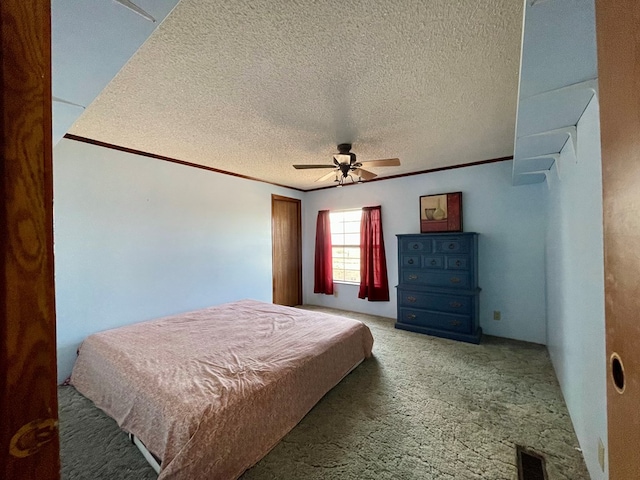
[337,143,352,154]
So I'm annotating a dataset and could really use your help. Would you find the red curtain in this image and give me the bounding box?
[358,206,390,301]
[314,210,334,294]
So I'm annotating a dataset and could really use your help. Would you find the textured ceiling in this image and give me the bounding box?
[69,0,523,190]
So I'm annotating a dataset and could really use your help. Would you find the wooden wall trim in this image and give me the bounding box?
[305,155,514,191]
[64,134,512,193]
[64,134,306,192]
[1,1,59,478]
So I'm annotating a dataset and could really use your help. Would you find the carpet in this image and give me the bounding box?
[59,306,589,479]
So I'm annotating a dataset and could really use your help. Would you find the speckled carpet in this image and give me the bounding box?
[59,306,589,479]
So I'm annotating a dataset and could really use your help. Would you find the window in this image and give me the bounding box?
[330,209,362,283]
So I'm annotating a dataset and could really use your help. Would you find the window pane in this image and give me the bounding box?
[343,210,362,221]
[344,256,359,268]
[343,233,360,245]
[344,269,360,283]
[330,209,361,283]
[343,221,360,233]
[343,247,359,258]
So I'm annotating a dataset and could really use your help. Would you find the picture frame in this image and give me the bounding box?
[419,192,463,233]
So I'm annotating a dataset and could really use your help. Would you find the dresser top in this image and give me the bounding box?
[397,232,478,237]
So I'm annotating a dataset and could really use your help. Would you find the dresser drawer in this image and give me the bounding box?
[446,256,469,270]
[399,238,432,253]
[423,255,444,269]
[434,237,470,254]
[401,255,421,267]
[398,290,471,314]
[401,270,471,289]
[398,308,472,334]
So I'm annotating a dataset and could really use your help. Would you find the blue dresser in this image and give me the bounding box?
[395,232,481,344]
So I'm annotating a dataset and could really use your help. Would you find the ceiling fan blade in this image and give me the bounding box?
[353,168,377,180]
[359,158,401,167]
[315,170,339,182]
[293,164,337,169]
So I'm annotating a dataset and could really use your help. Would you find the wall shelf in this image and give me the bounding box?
[512,0,597,186]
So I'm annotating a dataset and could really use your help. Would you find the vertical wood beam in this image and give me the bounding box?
[1,0,59,478]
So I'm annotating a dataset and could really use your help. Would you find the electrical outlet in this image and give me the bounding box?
[493,310,501,321]
[598,437,605,471]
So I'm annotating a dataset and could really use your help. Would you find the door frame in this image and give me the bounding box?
[596,0,640,477]
[271,195,302,306]
[1,1,60,478]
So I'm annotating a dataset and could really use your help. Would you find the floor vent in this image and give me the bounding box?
[517,445,548,480]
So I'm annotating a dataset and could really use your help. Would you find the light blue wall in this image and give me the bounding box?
[302,160,549,345]
[53,139,302,383]
[55,130,607,478]
[545,97,607,479]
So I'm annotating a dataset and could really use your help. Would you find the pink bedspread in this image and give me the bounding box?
[71,299,374,479]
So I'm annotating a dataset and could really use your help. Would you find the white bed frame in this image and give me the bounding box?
[129,433,161,475]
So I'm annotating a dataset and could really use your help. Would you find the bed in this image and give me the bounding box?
[70,299,374,479]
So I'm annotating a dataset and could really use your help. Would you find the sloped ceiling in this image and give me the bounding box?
[52,0,180,145]
[68,0,523,191]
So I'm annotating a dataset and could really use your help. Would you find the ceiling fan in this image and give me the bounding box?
[293,144,401,185]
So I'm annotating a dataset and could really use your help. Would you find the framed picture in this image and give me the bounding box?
[419,192,462,233]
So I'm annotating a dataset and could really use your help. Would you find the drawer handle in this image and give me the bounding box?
[408,259,414,265]
[406,296,417,303]
[448,243,455,250]
[407,314,416,320]
[413,244,419,249]
[455,260,461,267]
[408,274,418,280]
[430,259,436,266]
[450,277,460,284]
[450,320,462,327]
[449,301,462,308]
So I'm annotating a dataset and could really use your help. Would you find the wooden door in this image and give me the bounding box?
[1,1,60,479]
[596,0,640,477]
[272,195,302,306]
